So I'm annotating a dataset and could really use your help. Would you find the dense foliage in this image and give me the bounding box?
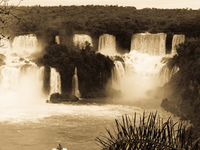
[37,43,114,96]
[4,5,200,50]
[164,38,200,138]
[96,112,199,150]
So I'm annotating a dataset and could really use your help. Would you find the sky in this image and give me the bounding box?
[8,0,200,9]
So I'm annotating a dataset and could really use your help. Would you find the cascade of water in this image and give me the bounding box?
[0,34,45,107]
[112,61,125,90]
[55,35,60,44]
[130,33,167,56]
[50,68,61,95]
[98,34,119,56]
[169,65,179,79]
[12,34,38,58]
[0,38,10,55]
[159,65,170,86]
[72,67,80,98]
[0,64,44,107]
[0,66,20,90]
[112,50,166,99]
[171,34,185,55]
[73,34,93,49]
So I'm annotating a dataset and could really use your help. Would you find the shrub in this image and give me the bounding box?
[95,112,199,150]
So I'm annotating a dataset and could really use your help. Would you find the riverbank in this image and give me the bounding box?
[161,89,200,140]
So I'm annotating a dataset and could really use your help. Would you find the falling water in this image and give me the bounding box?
[55,35,60,44]
[159,64,170,86]
[112,50,166,99]
[0,64,44,107]
[112,61,125,90]
[11,34,38,57]
[169,65,179,79]
[98,34,119,56]
[50,67,61,95]
[0,34,45,107]
[72,67,80,98]
[73,34,93,49]
[0,38,10,55]
[171,34,185,55]
[0,33,181,150]
[130,33,167,56]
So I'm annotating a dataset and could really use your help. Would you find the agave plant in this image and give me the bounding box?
[95,112,199,150]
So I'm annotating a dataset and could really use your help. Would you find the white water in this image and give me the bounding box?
[110,33,171,99]
[0,34,45,108]
[169,65,179,79]
[11,34,39,58]
[131,33,166,56]
[0,100,178,150]
[171,34,185,55]
[50,68,61,95]
[55,35,60,44]
[0,65,44,108]
[72,67,80,98]
[159,64,170,85]
[112,50,166,99]
[98,34,120,56]
[0,33,182,150]
[0,38,10,55]
[73,34,93,49]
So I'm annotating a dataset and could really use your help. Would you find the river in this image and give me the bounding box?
[0,98,178,150]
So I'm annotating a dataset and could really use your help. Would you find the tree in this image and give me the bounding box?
[0,0,22,40]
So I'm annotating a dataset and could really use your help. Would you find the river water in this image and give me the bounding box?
[0,33,182,149]
[0,98,178,150]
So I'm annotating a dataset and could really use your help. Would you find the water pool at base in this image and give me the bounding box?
[0,98,179,150]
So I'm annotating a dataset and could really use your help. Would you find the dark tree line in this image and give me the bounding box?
[164,39,200,138]
[4,5,200,50]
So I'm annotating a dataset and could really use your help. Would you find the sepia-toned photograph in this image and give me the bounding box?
[0,0,200,149]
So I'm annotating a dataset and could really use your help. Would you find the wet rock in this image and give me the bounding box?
[50,93,79,103]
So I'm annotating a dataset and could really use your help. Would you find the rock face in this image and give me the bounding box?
[161,98,179,115]
[49,93,79,103]
[161,98,187,119]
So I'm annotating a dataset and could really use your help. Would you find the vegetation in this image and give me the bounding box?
[36,42,114,97]
[96,112,199,150]
[163,38,200,139]
[3,5,200,50]
[0,0,22,39]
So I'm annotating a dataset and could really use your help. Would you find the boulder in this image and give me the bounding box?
[49,93,79,103]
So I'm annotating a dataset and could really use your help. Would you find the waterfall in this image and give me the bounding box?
[169,65,179,79]
[112,61,125,90]
[73,34,93,49]
[171,34,185,55]
[0,33,63,107]
[72,67,80,98]
[0,64,44,107]
[112,50,166,99]
[50,68,61,95]
[130,33,167,56]
[159,65,170,86]
[55,35,60,44]
[0,34,45,107]
[12,34,38,58]
[0,38,10,55]
[98,34,119,56]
